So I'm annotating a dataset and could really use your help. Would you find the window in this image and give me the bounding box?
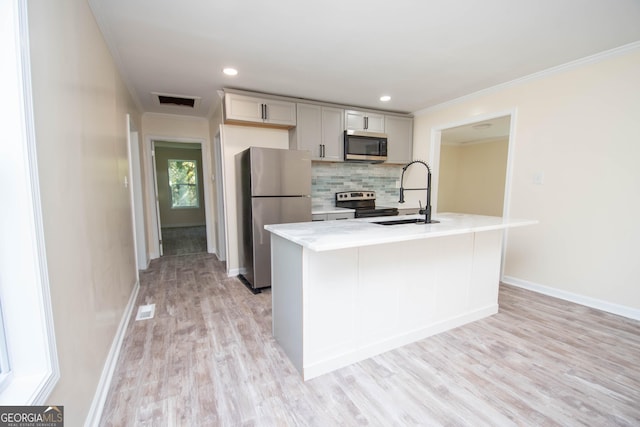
[0,299,11,393]
[0,0,59,404]
[168,159,199,208]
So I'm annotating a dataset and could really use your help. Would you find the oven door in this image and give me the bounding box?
[344,131,387,163]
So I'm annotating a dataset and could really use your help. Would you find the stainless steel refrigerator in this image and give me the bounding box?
[238,147,312,292]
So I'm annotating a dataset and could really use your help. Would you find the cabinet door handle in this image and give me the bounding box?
[261,104,267,120]
[364,116,368,130]
[321,144,325,158]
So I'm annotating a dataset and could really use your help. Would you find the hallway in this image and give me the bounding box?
[161,226,207,256]
[99,254,640,426]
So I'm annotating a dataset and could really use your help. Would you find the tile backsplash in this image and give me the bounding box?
[312,162,404,206]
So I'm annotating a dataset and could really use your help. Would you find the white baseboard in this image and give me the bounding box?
[502,276,640,321]
[227,267,246,277]
[84,280,140,427]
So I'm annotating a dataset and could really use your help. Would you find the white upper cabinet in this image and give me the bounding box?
[345,110,385,133]
[224,93,296,128]
[321,107,344,161]
[293,104,322,159]
[291,103,344,162]
[385,115,413,164]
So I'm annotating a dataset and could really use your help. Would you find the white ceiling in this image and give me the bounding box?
[88,0,640,118]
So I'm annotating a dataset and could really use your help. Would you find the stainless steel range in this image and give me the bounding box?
[335,191,399,218]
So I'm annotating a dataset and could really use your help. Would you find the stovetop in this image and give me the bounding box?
[335,191,398,218]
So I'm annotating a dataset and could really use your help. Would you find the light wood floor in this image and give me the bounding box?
[100,253,640,426]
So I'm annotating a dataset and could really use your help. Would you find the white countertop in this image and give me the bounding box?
[266,213,537,252]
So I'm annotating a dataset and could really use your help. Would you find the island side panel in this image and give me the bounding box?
[431,233,475,318]
[303,246,359,379]
[469,229,504,307]
[271,234,304,374]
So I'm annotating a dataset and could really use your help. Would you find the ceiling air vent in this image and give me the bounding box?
[152,92,201,109]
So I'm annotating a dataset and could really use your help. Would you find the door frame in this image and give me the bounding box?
[150,140,164,256]
[144,135,214,259]
[429,108,517,219]
[214,127,228,263]
[125,114,147,271]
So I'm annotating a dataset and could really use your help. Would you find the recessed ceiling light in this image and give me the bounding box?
[379,95,391,102]
[223,67,238,76]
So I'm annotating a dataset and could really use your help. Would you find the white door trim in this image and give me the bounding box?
[144,135,214,259]
[150,140,164,256]
[214,127,228,263]
[125,115,148,271]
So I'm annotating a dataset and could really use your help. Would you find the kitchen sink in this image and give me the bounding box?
[373,218,440,226]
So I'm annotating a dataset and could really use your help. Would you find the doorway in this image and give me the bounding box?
[153,141,208,256]
[432,114,513,217]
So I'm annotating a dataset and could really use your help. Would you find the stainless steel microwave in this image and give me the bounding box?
[344,131,388,163]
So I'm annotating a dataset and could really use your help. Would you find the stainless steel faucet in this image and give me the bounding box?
[398,160,437,224]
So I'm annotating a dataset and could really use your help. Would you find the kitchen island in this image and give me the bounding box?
[265,213,536,380]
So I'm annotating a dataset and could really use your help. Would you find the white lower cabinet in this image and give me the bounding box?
[312,213,326,221]
[398,207,419,215]
[327,212,354,220]
[312,211,355,221]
